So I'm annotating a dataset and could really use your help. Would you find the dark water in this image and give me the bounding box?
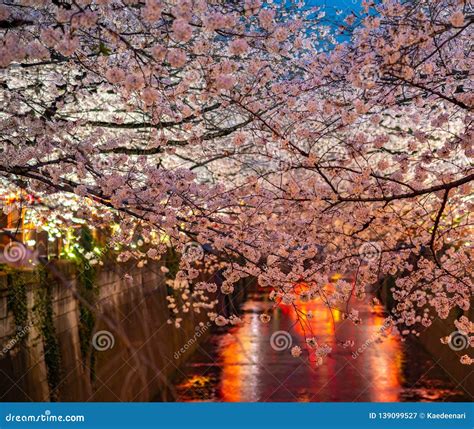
[175,292,469,402]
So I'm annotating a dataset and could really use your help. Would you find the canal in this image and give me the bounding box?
[174,291,469,402]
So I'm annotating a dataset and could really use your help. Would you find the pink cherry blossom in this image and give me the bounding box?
[215,74,235,91]
[172,18,193,42]
[450,10,465,27]
[291,346,302,357]
[0,0,471,370]
[106,67,126,84]
[230,39,249,56]
[167,48,187,68]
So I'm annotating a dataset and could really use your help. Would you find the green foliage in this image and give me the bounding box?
[4,226,106,397]
[34,267,62,401]
[6,271,29,339]
[7,267,62,400]
[75,226,98,381]
[98,42,111,56]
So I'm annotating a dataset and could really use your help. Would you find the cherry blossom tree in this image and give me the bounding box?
[0,0,472,365]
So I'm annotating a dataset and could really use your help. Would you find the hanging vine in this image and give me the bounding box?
[34,267,62,401]
[74,226,99,381]
[6,270,29,344]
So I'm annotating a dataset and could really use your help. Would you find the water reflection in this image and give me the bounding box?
[176,292,468,402]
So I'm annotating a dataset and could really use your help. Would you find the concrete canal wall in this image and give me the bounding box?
[0,259,247,401]
[376,276,473,397]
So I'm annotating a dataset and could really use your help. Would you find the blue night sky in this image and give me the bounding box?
[309,0,361,9]
[274,0,363,18]
[299,0,364,42]
[308,0,362,17]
